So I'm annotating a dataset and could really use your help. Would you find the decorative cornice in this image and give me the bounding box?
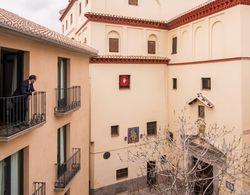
[90,55,169,64]
[84,12,167,30]
[168,57,250,66]
[60,0,77,21]
[167,0,250,30]
[83,0,250,30]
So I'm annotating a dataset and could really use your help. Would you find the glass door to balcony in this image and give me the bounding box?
[57,125,67,178]
[57,58,68,110]
[0,149,23,195]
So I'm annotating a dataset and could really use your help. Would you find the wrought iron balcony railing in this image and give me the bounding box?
[32,182,46,195]
[54,86,81,116]
[0,92,46,141]
[55,148,81,189]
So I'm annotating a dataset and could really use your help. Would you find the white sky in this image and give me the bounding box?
[0,0,68,32]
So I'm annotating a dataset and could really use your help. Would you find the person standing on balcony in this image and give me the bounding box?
[12,75,37,125]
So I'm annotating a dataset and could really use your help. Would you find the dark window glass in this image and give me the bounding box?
[202,78,211,90]
[167,131,174,142]
[116,168,128,179]
[172,37,177,54]
[109,38,119,53]
[111,125,119,137]
[147,121,157,136]
[173,78,177,89]
[79,3,82,15]
[148,41,156,54]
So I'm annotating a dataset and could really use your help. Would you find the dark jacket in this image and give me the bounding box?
[13,79,35,97]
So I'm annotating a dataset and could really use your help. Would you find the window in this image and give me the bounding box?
[128,0,138,5]
[202,78,211,90]
[0,150,23,195]
[70,14,73,24]
[57,58,68,109]
[85,0,88,6]
[148,41,156,54]
[147,121,157,136]
[167,131,173,142]
[172,37,177,54]
[116,168,128,180]
[172,78,177,89]
[62,25,64,34]
[119,75,130,89]
[111,125,119,137]
[66,20,68,30]
[109,38,119,53]
[57,125,68,178]
[198,105,205,118]
[79,3,82,15]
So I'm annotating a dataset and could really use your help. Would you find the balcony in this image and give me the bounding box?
[0,92,46,141]
[55,148,81,189]
[32,182,46,195]
[54,86,81,116]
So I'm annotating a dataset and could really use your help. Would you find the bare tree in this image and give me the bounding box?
[119,110,250,195]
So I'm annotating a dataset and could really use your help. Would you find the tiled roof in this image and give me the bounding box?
[0,8,98,56]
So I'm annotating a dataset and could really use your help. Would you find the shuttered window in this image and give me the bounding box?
[148,41,156,54]
[109,38,119,53]
[147,121,157,136]
[172,37,177,54]
[116,168,128,179]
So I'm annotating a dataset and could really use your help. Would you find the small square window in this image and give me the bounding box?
[167,131,173,142]
[172,37,177,54]
[111,125,119,137]
[119,75,130,89]
[172,78,177,89]
[198,105,205,118]
[202,78,211,90]
[128,0,138,5]
[109,38,119,53]
[148,41,156,54]
[116,168,128,180]
[147,121,157,136]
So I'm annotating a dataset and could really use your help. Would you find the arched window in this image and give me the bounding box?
[148,34,157,54]
[108,31,120,53]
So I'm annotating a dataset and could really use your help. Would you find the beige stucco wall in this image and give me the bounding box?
[90,63,167,189]
[0,30,90,195]
[168,6,242,63]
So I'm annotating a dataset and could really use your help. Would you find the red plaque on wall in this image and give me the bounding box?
[119,75,130,89]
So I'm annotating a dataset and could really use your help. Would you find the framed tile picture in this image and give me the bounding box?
[128,127,139,143]
[119,75,130,89]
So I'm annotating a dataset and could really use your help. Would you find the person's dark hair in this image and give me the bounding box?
[29,75,37,80]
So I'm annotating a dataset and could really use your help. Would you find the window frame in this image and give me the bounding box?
[172,78,177,90]
[202,78,211,90]
[147,121,157,136]
[111,125,119,137]
[148,40,156,54]
[172,37,177,54]
[128,0,138,6]
[116,168,128,180]
[109,38,119,53]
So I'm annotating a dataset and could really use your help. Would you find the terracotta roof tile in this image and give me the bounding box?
[0,8,98,56]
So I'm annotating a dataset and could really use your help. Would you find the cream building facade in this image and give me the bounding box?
[0,8,97,195]
[60,0,250,194]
